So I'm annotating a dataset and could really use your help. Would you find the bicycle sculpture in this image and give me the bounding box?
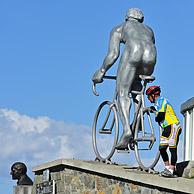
[92,75,160,171]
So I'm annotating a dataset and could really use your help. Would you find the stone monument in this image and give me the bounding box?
[11,162,33,194]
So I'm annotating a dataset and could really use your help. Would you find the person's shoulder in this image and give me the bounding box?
[156,96,166,104]
[160,96,171,106]
[158,96,164,101]
[111,23,123,33]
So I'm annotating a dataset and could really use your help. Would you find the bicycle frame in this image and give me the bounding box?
[92,74,160,169]
[93,75,156,148]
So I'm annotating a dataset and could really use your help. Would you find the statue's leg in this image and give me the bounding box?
[115,67,136,149]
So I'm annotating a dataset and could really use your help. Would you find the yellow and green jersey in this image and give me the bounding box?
[154,96,179,128]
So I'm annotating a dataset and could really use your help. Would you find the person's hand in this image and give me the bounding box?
[149,106,156,113]
[143,106,156,113]
[92,69,105,84]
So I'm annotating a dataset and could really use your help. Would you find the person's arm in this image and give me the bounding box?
[155,112,165,122]
[155,98,167,123]
[92,25,122,83]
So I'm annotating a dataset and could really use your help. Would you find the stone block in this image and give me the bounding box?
[112,184,122,194]
[50,172,62,181]
[64,175,72,185]
[33,175,42,185]
[95,177,108,191]
[182,167,194,178]
[141,188,152,194]
[56,181,64,192]
[121,187,130,194]
[80,175,95,190]
[13,186,33,194]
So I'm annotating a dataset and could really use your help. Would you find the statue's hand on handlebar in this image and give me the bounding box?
[92,69,105,84]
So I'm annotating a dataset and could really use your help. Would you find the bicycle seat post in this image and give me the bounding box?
[139,75,155,94]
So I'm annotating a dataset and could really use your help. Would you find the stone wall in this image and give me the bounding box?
[13,186,33,194]
[34,168,177,194]
[32,159,194,194]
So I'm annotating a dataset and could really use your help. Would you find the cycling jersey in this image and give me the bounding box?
[154,96,179,128]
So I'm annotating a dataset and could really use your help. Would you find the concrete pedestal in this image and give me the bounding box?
[32,158,194,194]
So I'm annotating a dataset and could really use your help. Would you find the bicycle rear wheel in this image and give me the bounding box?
[92,101,119,162]
[134,111,160,170]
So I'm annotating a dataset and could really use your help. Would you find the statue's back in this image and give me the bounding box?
[122,20,155,45]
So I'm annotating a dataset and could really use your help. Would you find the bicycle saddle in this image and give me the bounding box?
[139,75,155,82]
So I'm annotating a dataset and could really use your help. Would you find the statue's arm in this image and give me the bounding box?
[92,25,122,84]
[100,26,122,72]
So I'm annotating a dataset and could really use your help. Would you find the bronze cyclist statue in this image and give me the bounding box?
[92,8,157,150]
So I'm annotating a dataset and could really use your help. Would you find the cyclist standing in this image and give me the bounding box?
[146,86,182,178]
[92,8,157,150]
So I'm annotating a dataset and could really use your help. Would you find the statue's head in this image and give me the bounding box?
[10,162,27,180]
[125,8,144,23]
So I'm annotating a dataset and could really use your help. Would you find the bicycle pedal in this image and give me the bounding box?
[117,149,130,153]
[99,129,112,134]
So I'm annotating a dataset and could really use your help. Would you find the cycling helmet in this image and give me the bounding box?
[146,86,161,96]
[125,8,144,22]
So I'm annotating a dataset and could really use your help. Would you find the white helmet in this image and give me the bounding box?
[125,8,144,22]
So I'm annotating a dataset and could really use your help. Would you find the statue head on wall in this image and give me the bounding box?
[10,162,33,186]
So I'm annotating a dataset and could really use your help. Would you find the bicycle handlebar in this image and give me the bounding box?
[103,75,117,80]
[92,75,116,96]
[92,74,155,96]
[92,83,99,96]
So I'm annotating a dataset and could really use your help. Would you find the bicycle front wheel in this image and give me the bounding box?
[134,112,160,170]
[92,101,119,162]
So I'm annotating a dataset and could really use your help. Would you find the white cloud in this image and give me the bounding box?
[0,108,94,179]
[0,108,51,133]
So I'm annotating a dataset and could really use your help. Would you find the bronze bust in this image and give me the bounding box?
[10,162,33,186]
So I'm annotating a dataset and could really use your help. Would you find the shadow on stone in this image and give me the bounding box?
[176,161,194,178]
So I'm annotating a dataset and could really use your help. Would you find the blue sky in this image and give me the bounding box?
[0,0,193,193]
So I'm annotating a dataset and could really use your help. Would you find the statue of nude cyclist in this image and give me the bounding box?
[92,8,157,150]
